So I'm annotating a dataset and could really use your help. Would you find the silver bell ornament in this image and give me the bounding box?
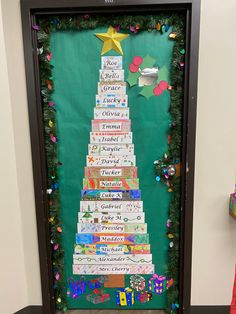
[167,165,176,176]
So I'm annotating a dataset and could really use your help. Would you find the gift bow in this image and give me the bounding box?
[93,288,103,295]
[90,278,99,283]
[151,274,166,281]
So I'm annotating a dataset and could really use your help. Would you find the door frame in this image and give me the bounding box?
[20,0,201,313]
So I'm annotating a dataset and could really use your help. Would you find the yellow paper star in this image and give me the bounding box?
[95,26,129,55]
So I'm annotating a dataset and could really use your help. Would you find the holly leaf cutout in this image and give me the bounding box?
[139,84,156,99]
[140,55,156,69]
[127,71,140,87]
[157,65,169,83]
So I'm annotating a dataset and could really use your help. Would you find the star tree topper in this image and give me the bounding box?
[95,26,129,55]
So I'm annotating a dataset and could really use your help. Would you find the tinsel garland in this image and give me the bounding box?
[35,13,184,313]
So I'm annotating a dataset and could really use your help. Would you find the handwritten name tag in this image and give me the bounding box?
[90,132,132,144]
[98,82,126,94]
[86,155,136,167]
[94,108,129,119]
[99,69,124,82]
[96,94,128,107]
[101,56,122,69]
[88,144,134,155]
[92,120,130,132]
[73,264,155,275]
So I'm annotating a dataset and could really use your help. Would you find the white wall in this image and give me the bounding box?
[0,0,235,312]
[0,0,42,312]
[0,2,28,313]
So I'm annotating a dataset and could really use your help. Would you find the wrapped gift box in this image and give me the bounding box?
[230,193,236,219]
[148,274,167,294]
[130,274,146,291]
[67,277,86,298]
[87,278,101,290]
[116,288,135,306]
[136,291,152,303]
[86,288,110,304]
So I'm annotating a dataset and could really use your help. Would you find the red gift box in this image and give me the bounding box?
[136,291,152,303]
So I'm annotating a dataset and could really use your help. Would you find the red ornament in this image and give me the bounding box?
[55,272,60,281]
[50,134,57,143]
[57,226,62,233]
[46,80,53,90]
[167,135,171,144]
[129,63,139,73]
[130,26,137,33]
[132,56,143,66]
[153,85,163,96]
[158,80,168,91]
[46,52,52,62]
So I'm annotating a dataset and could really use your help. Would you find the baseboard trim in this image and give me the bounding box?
[191,305,230,314]
[14,305,230,314]
[14,306,43,314]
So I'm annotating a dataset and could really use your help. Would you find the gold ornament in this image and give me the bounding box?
[95,26,129,55]
[155,22,161,31]
[48,120,54,128]
[169,32,177,39]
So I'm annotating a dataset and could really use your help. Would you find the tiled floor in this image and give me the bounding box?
[59,311,165,314]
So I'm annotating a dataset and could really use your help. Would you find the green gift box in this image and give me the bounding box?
[86,289,110,304]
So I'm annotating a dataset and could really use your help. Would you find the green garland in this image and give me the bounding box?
[35,13,184,313]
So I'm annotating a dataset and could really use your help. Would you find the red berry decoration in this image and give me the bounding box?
[132,56,143,66]
[129,63,139,73]
[153,85,163,96]
[158,80,168,91]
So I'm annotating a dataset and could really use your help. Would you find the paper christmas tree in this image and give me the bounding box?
[72,56,154,275]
